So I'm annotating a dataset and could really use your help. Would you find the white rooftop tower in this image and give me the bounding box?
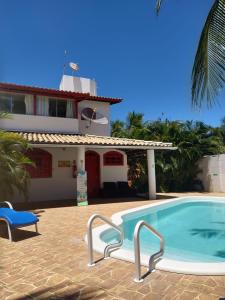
[60,75,97,96]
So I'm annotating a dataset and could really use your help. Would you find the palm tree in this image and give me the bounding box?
[126,112,147,139]
[111,120,126,137]
[0,113,32,200]
[220,117,225,144]
[126,112,144,130]
[156,0,225,108]
[112,113,224,192]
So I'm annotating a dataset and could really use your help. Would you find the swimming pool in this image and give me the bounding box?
[89,197,225,275]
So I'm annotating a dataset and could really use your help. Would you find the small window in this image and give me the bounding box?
[103,151,124,166]
[49,99,67,118]
[0,93,25,114]
[26,149,52,178]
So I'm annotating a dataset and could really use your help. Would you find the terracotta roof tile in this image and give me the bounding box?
[14,131,175,149]
[0,82,122,104]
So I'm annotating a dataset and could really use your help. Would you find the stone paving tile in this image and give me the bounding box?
[1,193,225,299]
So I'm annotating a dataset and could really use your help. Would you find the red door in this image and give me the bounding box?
[85,151,100,198]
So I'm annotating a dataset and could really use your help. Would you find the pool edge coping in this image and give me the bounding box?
[84,196,225,275]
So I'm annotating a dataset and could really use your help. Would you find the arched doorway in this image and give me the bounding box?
[85,150,100,198]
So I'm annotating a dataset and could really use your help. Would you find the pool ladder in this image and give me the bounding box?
[134,220,164,282]
[87,214,124,266]
[87,214,164,283]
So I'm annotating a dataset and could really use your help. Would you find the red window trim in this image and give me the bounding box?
[33,94,37,115]
[73,101,78,118]
[103,151,124,166]
[26,149,52,178]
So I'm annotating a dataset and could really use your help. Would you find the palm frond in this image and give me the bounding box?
[192,0,225,108]
[0,128,32,200]
[0,112,11,119]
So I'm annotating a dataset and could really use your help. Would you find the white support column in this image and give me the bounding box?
[147,149,156,200]
[76,146,88,205]
[77,146,85,171]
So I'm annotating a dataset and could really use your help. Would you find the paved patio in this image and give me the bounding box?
[1,193,225,300]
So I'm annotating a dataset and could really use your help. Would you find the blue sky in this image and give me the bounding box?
[0,0,224,126]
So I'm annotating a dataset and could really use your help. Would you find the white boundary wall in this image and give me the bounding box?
[198,154,225,192]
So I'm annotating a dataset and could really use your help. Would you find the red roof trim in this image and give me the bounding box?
[0,82,122,105]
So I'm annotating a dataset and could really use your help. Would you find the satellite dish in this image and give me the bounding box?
[81,107,108,126]
[69,62,79,71]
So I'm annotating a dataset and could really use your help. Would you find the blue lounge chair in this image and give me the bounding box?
[0,201,39,242]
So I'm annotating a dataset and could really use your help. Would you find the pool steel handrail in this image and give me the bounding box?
[87,214,124,266]
[134,220,164,282]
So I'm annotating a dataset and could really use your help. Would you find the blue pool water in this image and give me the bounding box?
[101,198,225,262]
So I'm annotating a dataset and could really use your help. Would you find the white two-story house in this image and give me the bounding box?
[0,75,175,203]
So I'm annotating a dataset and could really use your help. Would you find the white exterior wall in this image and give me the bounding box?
[198,154,225,192]
[14,147,78,202]
[13,147,128,202]
[89,149,128,187]
[33,147,77,201]
[78,100,110,136]
[0,102,110,135]
[0,114,79,133]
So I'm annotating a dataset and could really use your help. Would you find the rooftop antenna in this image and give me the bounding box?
[63,50,67,76]
[61,50,68,90]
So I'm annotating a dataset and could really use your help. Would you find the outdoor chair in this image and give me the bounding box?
[102,182,118,198]
[0,201,39,242]
[102,181,136,198]
[117,181,136,197]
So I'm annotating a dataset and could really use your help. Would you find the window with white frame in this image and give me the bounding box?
[49,98,74,118]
